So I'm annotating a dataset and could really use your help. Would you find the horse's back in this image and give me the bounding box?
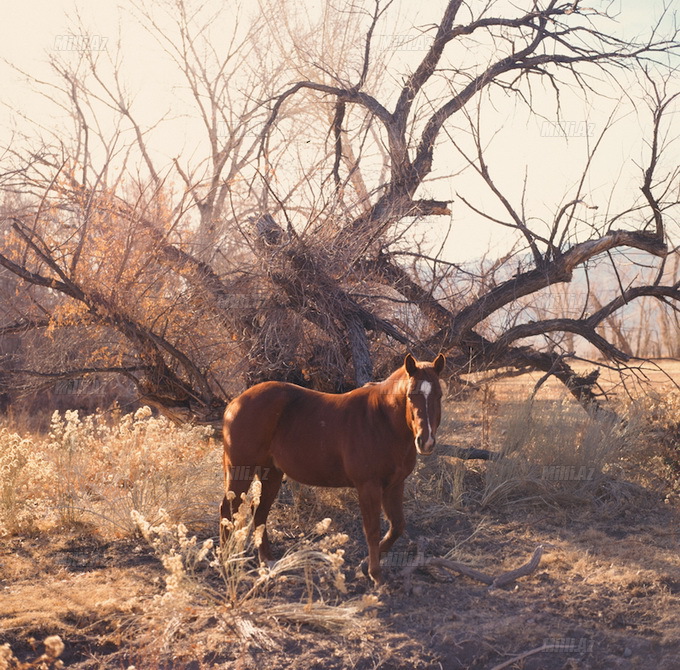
[223,382,368,487]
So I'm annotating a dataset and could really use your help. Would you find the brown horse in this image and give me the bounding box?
[220,353,445,584]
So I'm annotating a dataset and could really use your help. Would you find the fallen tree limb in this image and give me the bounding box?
[401,545,544,593]
[489,644,551,670]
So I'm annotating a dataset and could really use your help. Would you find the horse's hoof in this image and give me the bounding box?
[360,559,369,577]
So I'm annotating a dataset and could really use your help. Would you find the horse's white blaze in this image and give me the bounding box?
[420,381,434,449]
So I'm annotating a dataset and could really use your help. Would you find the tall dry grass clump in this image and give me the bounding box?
[481,397,632,507]
[622,388,680,497]
[0,406,220,536]
[47,406,220,533]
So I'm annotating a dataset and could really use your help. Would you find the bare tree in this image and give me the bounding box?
[0,0,679,422]
[251,0,680,400]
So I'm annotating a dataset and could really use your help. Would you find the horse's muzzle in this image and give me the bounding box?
[415,435,435,455]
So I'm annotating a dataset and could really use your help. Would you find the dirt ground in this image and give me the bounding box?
[1,365,679,669]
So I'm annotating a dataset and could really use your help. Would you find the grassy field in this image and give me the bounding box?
[1,362,679,669]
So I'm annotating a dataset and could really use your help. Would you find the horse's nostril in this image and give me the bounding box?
[418,438,435,455]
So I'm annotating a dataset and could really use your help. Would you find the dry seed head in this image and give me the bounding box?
[254,524,265,548]
[251,476,262,506]
[176,523,192,549]
[318,533,349,552]
[196,538,213,562]
[231,525,250,550]
[44,635,65,659]
[161,552,185,592]
[133,406,153,421]
[232,503,249,528]
[314,518,332,535]
[333,571,347,593]
[130,510,151,540]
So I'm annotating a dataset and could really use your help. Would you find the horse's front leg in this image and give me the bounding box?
[378,479,405,558]
[357,481,383,586]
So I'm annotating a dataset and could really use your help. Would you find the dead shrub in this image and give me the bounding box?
[46,406,220,534]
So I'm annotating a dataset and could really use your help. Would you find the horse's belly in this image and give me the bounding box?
[270,430,354,487]
[283,466,353,488]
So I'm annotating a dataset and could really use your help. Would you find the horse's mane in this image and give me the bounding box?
[360,365,409,402]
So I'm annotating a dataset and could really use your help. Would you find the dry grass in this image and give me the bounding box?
[1,367,679,668]
[0,427,55,536]
[480,397,631,507]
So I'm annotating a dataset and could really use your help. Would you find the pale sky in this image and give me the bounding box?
[0,0,677,262]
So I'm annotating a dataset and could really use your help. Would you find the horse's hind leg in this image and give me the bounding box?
[253,466,283,564]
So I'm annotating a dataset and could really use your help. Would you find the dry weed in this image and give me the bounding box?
[620,388,680,497]
[481,396,630,507]
[0,635,64,670]
[125,482,370,665]
[0,427,55,536]
[0,406,220,536]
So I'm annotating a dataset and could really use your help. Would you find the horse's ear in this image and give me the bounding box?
[404,354,417,376]
[433,353,445,375]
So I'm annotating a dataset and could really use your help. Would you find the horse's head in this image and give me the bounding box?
[403,353,445,455]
